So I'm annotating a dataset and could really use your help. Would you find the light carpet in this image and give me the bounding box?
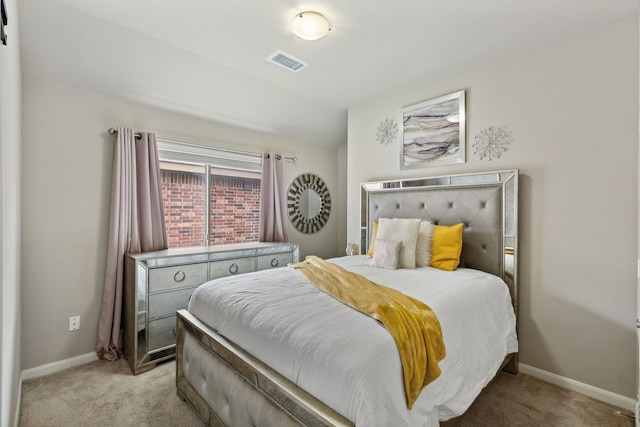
[19,358,633,426]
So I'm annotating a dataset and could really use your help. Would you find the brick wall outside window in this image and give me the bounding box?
[161,170,260,248]
[209,175,260,245]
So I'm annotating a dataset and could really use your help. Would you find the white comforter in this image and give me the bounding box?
[188,255,518,427]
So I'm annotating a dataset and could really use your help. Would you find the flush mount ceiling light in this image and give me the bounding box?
[292,11,331,41]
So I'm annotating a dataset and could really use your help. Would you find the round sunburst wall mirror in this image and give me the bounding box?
[287,173,331,234]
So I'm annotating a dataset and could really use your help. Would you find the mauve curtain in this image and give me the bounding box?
[96,127,168,361]
[259,153,289,242]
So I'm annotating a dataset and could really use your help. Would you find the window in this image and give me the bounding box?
[157,141,262,248]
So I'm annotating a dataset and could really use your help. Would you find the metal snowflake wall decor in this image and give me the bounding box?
[376,118,398,145]
[473,127,512,160]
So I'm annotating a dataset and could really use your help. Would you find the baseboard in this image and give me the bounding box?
[21,352,99,381]
[519,363,636,413]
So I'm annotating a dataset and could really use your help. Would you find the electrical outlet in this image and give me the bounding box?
[69,316,80,331]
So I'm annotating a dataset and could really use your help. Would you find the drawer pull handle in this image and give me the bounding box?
[174,271,186,282]
[229,263,239,274]
[271,258,279,267]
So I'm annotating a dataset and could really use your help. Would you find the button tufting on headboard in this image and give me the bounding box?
[365,184,504,278]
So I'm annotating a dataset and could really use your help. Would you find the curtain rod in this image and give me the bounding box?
[108,127,141,139]
[107,128,297,163]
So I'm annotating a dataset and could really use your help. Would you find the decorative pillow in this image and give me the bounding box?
[370,239,402,270]
[431,223,464,271]
[376,218,421,269]
[366,221,379,257]
[415,221,435,267]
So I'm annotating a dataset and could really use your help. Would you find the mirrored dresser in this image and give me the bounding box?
[123,242,299,375]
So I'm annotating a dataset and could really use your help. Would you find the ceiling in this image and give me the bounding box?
[18,0,639,149]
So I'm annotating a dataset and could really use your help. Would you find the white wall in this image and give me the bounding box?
[1,0,22,425]
[20,79,343,370]
[347,16,638,398]
[336,142,349,256]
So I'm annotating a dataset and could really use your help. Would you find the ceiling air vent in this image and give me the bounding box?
[266,50,308,72]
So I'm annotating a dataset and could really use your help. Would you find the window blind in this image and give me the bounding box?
[157,139,262,173]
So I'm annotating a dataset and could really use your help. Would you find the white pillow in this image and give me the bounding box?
[416,221,435,267]
[370,239,402,269]
[376,218,421,269]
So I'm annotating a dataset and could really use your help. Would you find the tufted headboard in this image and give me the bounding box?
[360,170,518,308]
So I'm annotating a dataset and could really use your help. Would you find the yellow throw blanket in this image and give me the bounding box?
[289,256,446,408]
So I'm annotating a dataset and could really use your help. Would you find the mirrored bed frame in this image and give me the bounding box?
[176,169,519,426]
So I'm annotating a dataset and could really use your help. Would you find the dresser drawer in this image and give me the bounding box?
[209,257,255,279]
[148,263,208,293]
[148,316,176,350]
[257,252,293,270]
[148,287,195,319]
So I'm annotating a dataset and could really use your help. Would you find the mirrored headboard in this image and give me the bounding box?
[361,170,518,308]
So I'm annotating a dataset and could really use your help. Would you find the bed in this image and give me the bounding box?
[176,170,519,427]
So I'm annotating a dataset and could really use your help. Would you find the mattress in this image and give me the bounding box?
[187,255,518,427]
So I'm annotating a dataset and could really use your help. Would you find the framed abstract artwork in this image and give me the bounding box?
[1,0,7,46]
[399,90,465,169]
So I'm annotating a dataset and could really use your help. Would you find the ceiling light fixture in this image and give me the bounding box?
[292,11,330,41]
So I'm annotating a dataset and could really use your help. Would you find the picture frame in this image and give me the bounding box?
[399,90,465,169]
[1,0,7,46]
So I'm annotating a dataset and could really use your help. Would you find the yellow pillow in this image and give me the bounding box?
[431,223,463,271]
[366,221,379,257]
